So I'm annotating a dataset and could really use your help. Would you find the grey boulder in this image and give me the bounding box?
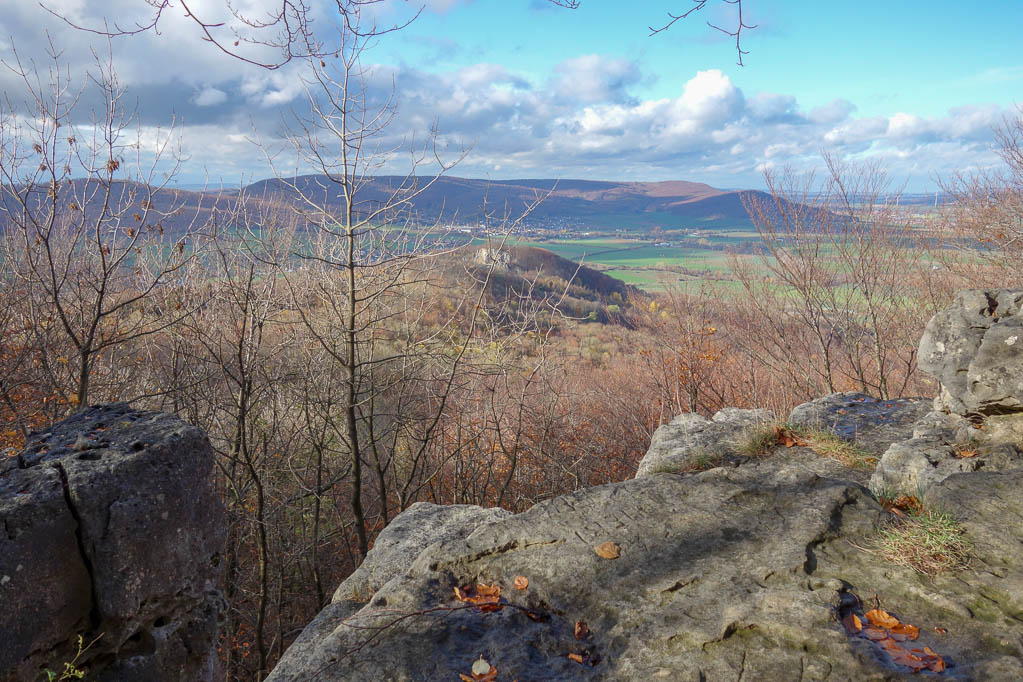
[787,392,932,456]
[635,408,775,477]
[0,404,224,682]
[270,449,1023,680]
[918,289,1023,416]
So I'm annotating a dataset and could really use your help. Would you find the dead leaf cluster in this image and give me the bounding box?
[881,494,923,517]
[773,425,807,448]
[453,583,503,613]
[453,576,605,676]
[842,607,946,673]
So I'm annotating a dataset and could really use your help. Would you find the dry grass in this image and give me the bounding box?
[797,428,876,470]
[875,510,971,577]
[732,422,875,470]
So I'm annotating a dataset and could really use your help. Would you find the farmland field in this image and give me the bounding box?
[497,234,759,291]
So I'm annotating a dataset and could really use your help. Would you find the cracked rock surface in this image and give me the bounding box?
[268,446,1023,680]
[0,404,224,682]
[918,288,1023,416]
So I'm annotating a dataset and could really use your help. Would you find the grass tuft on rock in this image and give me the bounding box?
[733,423,782,457]
[733,421,875,469]
[876,510,971,577]
[797,427,876,469]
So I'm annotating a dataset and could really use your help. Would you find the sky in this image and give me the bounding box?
[1,0,1021,191]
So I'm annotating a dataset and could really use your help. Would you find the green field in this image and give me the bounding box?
[499,236,758,292]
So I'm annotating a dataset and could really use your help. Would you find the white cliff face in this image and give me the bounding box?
[474,247,512,267]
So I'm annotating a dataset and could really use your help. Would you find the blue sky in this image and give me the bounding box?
[1,0,1020,191]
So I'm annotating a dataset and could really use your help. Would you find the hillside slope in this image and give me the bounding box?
[242,175,762,229]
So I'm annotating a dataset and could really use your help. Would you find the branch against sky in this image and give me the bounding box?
[559,0,755,66]
[46,1,755,71]
[44,0,422,71]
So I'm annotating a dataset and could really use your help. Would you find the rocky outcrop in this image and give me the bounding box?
[270,444,1023,680]
[919,288,1023,416]
[0,404,224,682]
[263,290,1023,679]
[635,408,775,477]
[269,503,510,681]
[787,392,932,456]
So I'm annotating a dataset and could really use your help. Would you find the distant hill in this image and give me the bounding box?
[242,175,764,230]
[0,175,771,236]
[446,244,641,325]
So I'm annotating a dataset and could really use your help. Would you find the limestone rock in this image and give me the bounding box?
[787,392,932,456]
[635,408,775,477]
[0,404,224,682]
[918,288,1023,416]
[270,446,1023,680]
[270,503,510,682]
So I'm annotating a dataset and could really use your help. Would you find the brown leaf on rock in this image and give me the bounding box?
[594,541,621,559]
[841,613,863,633]
[863,626,888,641]
[865,608,901,629]
[464,656,498,681]
[454,583,503,612]
[889,623,919,640]
[574,620,591,640]
[514,576,529,591]
[934,626,948,635]
[956,449,979,458]
[567,653,584,664]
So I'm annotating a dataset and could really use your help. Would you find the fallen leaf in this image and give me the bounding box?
[957,449,979,458]
[934,626,948,635]
[928,656,946,673]
[454,583,503,612]
[594,541,621,559]
[889,623,919,640]
[574,620,591,640]
[841,613,863,633]
[863,626,888,641]
[774,426,807,448]
[567,653,584,664]
[514,576,529,591]
[526,611,546,622]
[464,656,498,682]
[865,609,901,629]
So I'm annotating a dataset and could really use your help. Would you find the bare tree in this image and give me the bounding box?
[0,41,202,410]
[737,154,933,401]
[51,0,756,70]
[939,106,1023,284]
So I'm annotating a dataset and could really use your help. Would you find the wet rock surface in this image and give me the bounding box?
[0,404,224,682]
[787,392,932,457]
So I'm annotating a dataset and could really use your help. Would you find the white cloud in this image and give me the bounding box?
[551,54,641,104]
[193,86,228,107]
[0,0,1009,190]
